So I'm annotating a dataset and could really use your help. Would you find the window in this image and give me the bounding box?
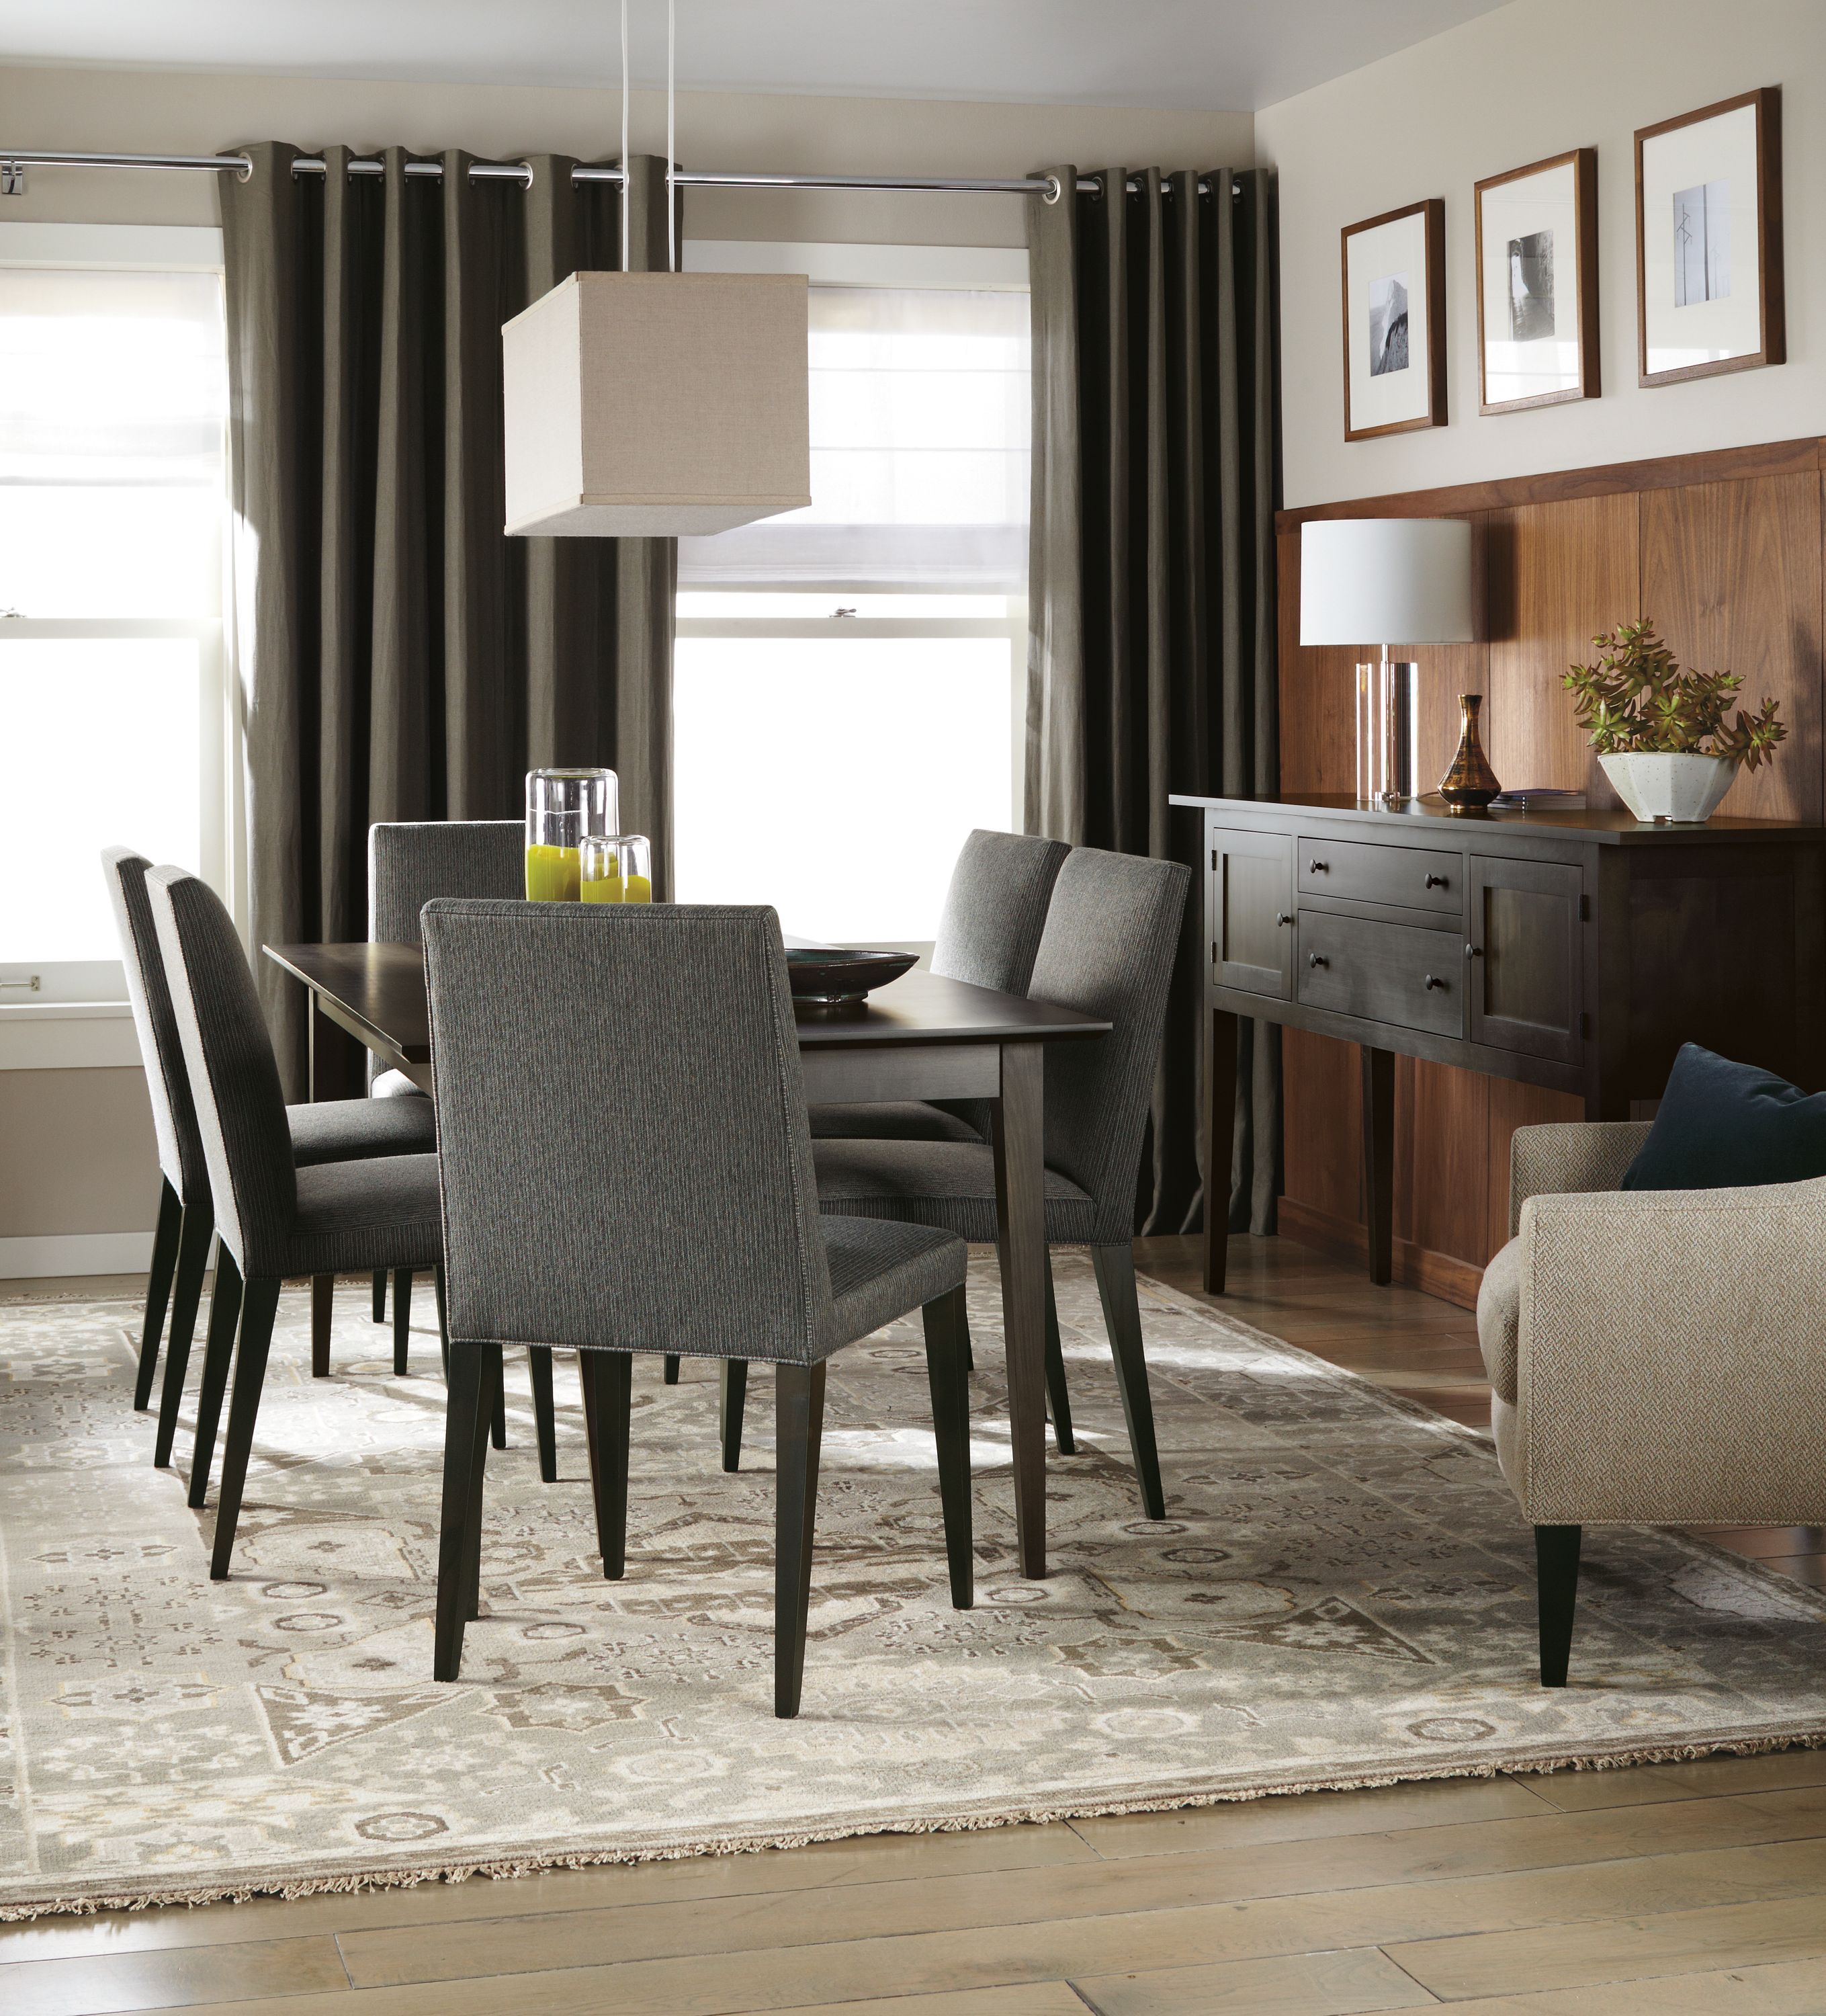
[0,234,230,1002]
[673,251,1029,946]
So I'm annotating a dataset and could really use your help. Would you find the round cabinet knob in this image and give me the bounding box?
[1424,974,1446,991]
[1308,952,1328,969]
[1425,872,1448,889]
[1466,943,1483,958]
[1307,859,1328,873]
[1276,911,1294,927]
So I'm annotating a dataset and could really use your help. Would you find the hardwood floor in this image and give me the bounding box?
[4,1235,1825,2015]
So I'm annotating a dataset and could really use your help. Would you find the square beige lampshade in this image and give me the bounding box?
[502,270,812,538]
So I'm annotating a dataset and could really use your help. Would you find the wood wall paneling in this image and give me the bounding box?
[1274,439,1825,1310]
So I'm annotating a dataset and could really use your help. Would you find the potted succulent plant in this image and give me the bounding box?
[1563,620,1786,823]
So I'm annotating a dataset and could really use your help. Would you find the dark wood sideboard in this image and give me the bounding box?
[1170,793,1826,1294]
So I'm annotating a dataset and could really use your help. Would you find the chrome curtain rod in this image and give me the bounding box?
[0,148,1242,200]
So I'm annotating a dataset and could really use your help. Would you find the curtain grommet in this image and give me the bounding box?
[518,161,535,190]
[1042,173,1064,206]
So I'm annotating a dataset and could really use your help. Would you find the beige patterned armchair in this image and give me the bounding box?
[1477,1122,1826,1687]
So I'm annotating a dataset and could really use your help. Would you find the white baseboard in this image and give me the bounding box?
[0,1230,154,1279]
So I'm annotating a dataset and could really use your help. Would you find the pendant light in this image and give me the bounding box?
[501,0,811,538]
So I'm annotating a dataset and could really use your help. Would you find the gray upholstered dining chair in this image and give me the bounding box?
[421,898,975,1718]
[365,820,524,1365]
[146,866,448,1578]
[103,847,437,1472]
[726,847,1190,1519]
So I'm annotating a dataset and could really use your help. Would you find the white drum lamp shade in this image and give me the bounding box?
[502,271,813,538]
[1299,517,1475,646]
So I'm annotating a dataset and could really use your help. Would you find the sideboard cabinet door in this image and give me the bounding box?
[1211,825,1294,999]
[1468,856,1583,1063]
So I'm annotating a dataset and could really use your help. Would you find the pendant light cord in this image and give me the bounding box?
[619,0,631,271]
[667,0,676,274]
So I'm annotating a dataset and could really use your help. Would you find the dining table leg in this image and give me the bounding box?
[991,1039,1049,1581]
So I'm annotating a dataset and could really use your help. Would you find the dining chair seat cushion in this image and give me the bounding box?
[806,1101,982,1144]
[286,1153,445,1277]
[370,1068,426,1100]
[287,1095,435,1164]
[1475,1234,1522,1405]
[821,1216,968,1347]
[812,1138,1095,1245]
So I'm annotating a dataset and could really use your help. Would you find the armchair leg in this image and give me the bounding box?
[579,1351,633,1579]
[153,1198,214,1468]
[529,1347,558,1482]
[186,1247,243,1507]
[774,1361,826,1720]
[1092,1242,1166,1520]
[209,1275,281,1581]
[921,1286,973,1610]
[1043,1256,1075,1455]
[372,1267,388,1324]
[720,1359,748,1473]
[391,1268,412,1376]
[135,1178,183,1412]
[435,1341,496,1680]
[1535,1523,1582,1687]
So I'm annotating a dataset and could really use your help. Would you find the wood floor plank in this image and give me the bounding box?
[1071,1945,1434,2014]
[763,1988,1092,2016]
[0,1935,348,2016]
[331,1837,1826,2007]
[1515,1748,1826,1812]
[0,1824,1097,1967]
[1067,1776,1553,1859]
[1420,1956,1826,2013]
[1385,1890,1826,2000]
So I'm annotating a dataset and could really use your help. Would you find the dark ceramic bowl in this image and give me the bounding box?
[785,947,918,1005]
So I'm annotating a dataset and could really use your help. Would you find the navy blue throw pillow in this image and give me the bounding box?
[1622,1043,1826,1191]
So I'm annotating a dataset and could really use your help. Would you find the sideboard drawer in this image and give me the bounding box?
[1297,837,1463,915]
[1297,911,1464,1037]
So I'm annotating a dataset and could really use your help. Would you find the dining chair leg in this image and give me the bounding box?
[774,1360,826,1720]
[529,1347,558,1482]
[663,1353,681,1385]
[435,1341,495,1680]
[432,1263,451,1382]
[208,1274,281,1581]
[185,1247,243,1507]
[490,1363,507,1449]
[310,1275,333,1378]
[465,1348,503,1623]
[1043,1256,1076,1456]
[921,1286,974,1611]
[1536,1523,1582,1687]
[720,1359,748,1473]
[392,1268,413,1375]
[580,1351,633,1579]
[372,1268,388,1323]
[134,1178,183,1412]
[153,1198,214,1468]
[1092,1243,1166,1519]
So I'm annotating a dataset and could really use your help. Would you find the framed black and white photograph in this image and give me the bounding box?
[1475,149,1598,413]
[1636,87,1783,386]
[1340,198,1446,440]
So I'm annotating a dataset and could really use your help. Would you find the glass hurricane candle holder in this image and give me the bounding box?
[580,833,654,904]
[525,767,617,900]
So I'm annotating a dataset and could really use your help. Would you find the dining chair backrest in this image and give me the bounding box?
[930,830,1071,993]
[101,846,208,1203]
[369,821,525,945]
[422,900,834,1362]
[1029,847,1191,1244]
[146,867,298,1275]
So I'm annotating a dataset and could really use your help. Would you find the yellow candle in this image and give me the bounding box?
[624,874,652,903]
[525,844,580,902]
[580,870,623,903]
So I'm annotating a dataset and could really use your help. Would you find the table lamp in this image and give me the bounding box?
[1299,518,1475,805]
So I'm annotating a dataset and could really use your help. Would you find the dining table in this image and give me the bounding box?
[265,939,1111,1581]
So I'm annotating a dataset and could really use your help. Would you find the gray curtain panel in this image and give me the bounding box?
[1027,165,1280,1238]
[220,144,677,1095]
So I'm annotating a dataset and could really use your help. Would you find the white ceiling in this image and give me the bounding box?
[0,1,1512,113]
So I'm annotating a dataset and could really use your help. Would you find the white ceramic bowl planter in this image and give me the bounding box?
[1598,751,1736,825]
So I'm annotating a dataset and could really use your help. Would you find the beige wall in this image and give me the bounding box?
[0,1067,158,1237]
[0,64,1252,246]
[1256,0,1824,508]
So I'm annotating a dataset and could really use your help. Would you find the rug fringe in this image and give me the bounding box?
[6,1726,1826,1923]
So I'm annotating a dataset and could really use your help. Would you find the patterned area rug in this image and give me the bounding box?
[3,1252,1825,1919]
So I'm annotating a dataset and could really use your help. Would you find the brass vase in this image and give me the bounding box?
[1438,694,1500,810]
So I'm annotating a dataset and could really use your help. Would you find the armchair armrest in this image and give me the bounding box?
[1509,1121,1653,1237]
[1510,1177,1826,1525]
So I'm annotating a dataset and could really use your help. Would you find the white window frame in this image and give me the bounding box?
[0,222,236,1052]
[675,240,1031,911]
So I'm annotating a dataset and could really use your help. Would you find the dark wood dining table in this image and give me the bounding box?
[265,941,1110,1581]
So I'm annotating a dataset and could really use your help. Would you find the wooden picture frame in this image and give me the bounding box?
[1340,198,1446,441]
[1475,148,1599,414]
[1635,86,1784,386]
